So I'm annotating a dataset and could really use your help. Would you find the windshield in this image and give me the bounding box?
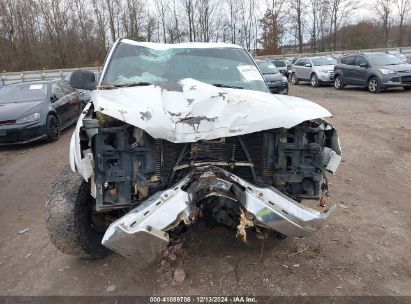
[101,42,268,92]
[256,61,279,75]
[0,83,48,104]
[367,54,403,66]
[312,57,337,66]
[392,53,407,61]
[272,60,286,67]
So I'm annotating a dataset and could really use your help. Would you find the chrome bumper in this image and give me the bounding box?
[102,167,335,262]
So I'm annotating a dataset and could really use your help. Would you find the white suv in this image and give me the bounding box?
[291,57,337,87]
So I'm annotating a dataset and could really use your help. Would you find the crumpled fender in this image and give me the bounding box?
[70,103,92,176]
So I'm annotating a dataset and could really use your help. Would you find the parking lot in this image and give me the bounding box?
[0,84,410,296]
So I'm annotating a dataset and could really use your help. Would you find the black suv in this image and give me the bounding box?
[334,53,411,93]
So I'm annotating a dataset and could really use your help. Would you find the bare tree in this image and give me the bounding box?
[154,0,169,43]
[329,0,358,50]
[308,0,329,52]
[376,0,393,48]
[182,0,198,41]
[394,0,411,46]
[290,0,304,53]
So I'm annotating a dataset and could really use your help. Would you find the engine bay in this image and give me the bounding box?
[79,112,339,212]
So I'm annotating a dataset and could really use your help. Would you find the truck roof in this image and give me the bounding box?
[121,39,243,50]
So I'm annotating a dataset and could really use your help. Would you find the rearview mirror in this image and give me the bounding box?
[70,70,97,91]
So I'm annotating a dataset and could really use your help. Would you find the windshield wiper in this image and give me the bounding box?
[213,84,244,89]
[99,82,152,90]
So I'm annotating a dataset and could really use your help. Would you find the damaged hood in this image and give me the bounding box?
[92,78,332,143]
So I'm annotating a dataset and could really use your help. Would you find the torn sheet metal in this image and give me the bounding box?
[102,166,336,261]
[91,78,332,143]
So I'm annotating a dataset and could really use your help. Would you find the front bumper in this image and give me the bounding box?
[381,73,411,88]
[267,82,289,94]
[318,72,334,83]
[102,166,335,263]
[0,123,46,145]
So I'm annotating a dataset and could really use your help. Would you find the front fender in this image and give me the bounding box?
[69,103,92,179]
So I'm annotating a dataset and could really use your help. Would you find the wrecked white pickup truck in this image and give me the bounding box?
[46,39,342,263]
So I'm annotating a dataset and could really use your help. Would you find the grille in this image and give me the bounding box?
[0,120,16,126]
[0,126,43,144]
[401,76,411,84]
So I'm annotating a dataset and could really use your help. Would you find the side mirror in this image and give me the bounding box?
[359,63,368,68]
[70,70,97,91]
[50,95,58,103]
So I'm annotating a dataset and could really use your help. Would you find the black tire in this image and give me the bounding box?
[46,166,111,258]
[368,77,381,93]
[311,74,320,87]
[334,75,344,90]
[46,115,61,142]
[291,73,299,85]
[404,87,411,91]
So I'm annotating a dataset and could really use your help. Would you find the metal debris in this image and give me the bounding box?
[18,228,30,235]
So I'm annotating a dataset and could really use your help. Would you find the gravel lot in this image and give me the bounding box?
[0,84,410,296]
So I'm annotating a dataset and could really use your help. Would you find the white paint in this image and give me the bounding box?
[91,78,332,144]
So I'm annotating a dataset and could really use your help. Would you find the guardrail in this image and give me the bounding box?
[256,46,411,59]
[0,67,102,86]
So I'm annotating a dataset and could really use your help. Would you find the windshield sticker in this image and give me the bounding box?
[29,84,43,90]
[237,65,263,81]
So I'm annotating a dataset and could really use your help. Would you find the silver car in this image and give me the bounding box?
[291,57,337,87]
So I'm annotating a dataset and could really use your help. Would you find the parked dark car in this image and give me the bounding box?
[255,59,289,94]
[271,59,292,77]
[0,80,81,145]
[334,53,411,93]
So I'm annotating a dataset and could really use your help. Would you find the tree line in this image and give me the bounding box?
[0,0,410,72]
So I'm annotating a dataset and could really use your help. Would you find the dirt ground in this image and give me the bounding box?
[0,84,410,296]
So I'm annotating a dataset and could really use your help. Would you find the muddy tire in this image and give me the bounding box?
[291,73,299,85]
[334,75,344,90]
[311,74,320,87]
[368,77,381,93]
[46,166,110,258]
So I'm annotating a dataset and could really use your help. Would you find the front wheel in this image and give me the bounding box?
[368,77,381,93]
[311,74,320,87]
[334,76,344,90]
[46,115,61,142]
[291,73,299,85]
[404,87,411,91]
[46,166,111,258]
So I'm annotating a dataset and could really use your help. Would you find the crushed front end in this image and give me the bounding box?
[74,102,341,263]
